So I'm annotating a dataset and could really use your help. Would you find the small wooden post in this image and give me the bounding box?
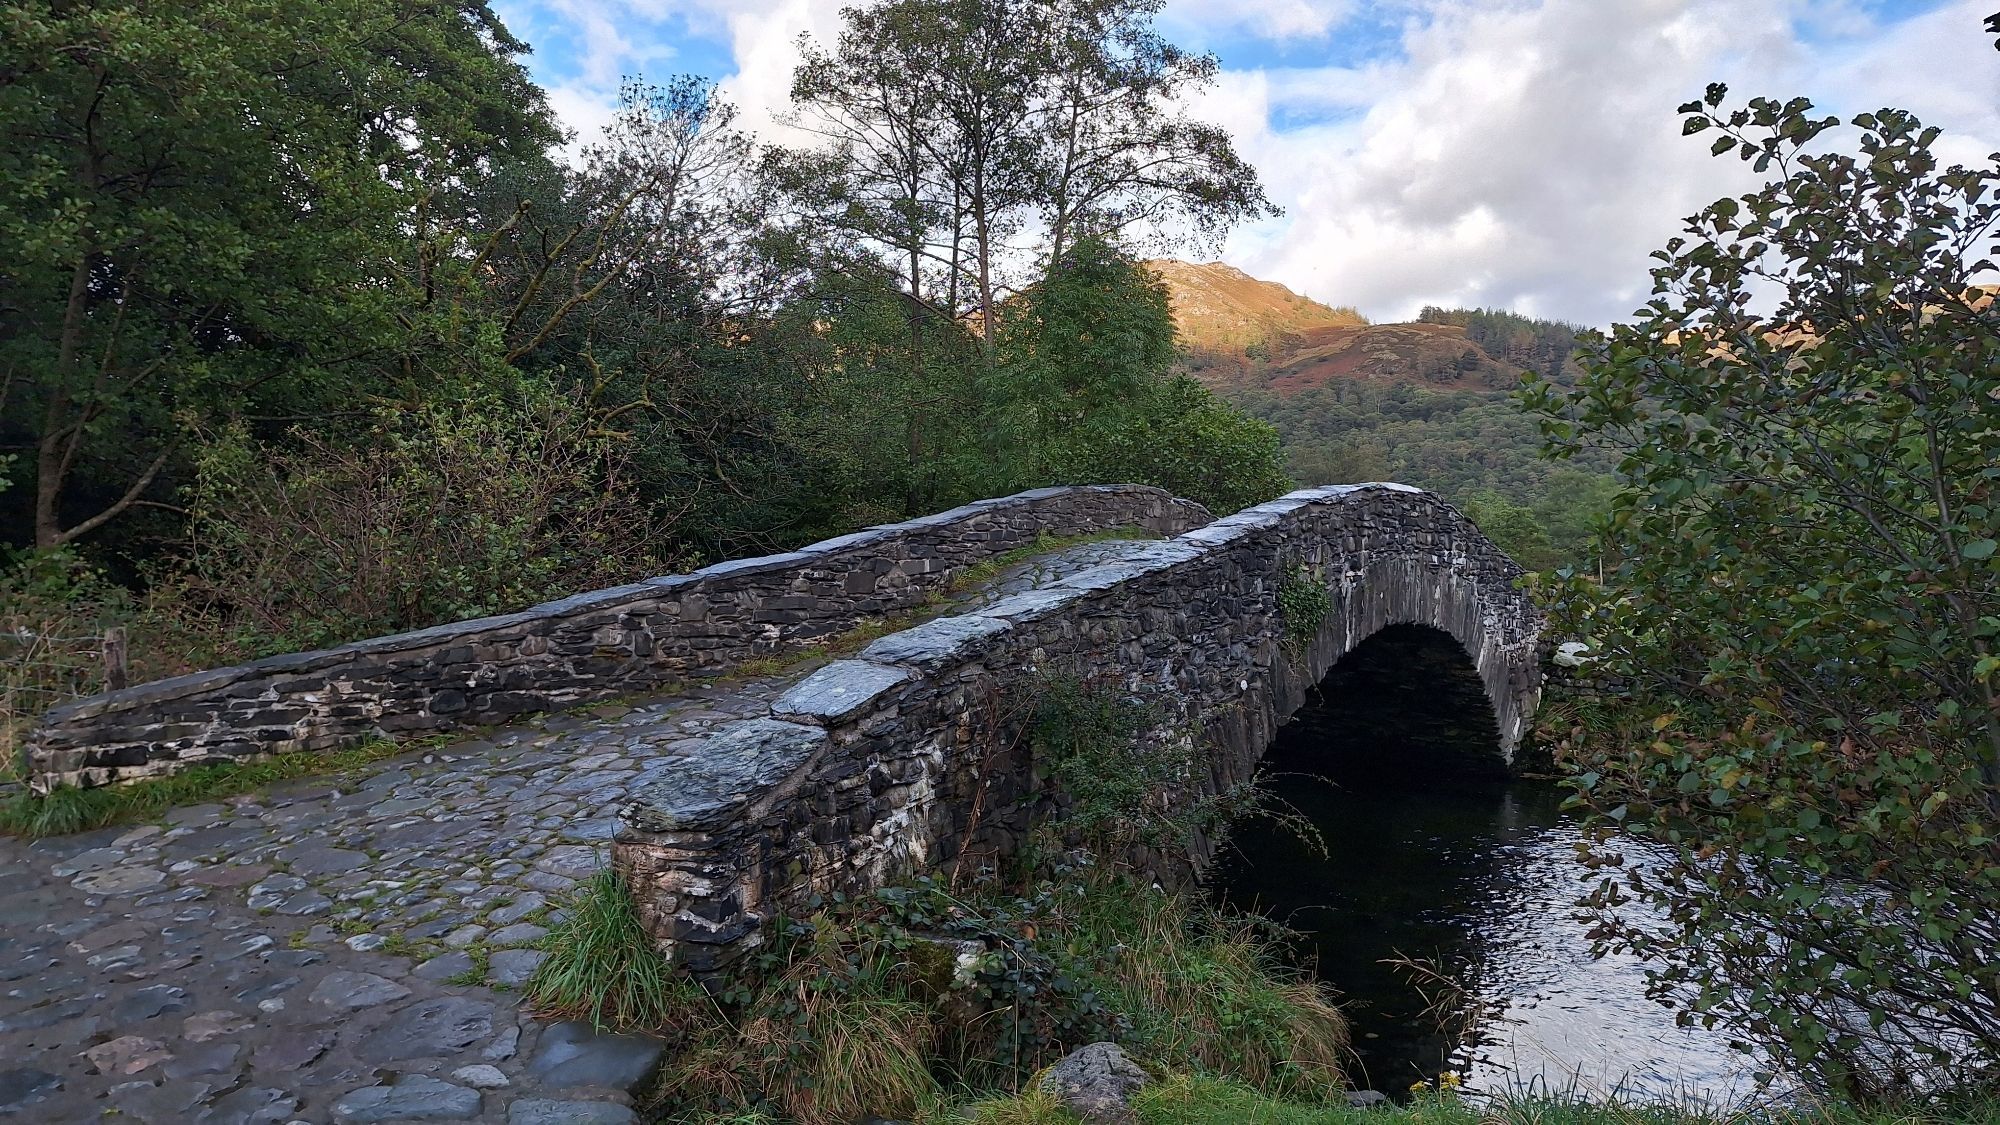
[103,626,128,692]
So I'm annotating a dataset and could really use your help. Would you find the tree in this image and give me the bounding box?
[1525,87,2000,1096]
[780,0,1272,339]
[990,242,1289,512]
[1032,0,1274,263]
[1460,491,1555,572]
[0,0,559,553]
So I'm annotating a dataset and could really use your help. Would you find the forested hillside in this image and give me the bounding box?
[1150,261,1613,569]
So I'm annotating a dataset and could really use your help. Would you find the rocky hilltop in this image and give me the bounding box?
[1144,260,1364,350]
[1148,258,1576,395]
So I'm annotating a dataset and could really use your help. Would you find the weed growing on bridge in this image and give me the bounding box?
[526,867,709,1033]
[1278,564,1334,654]
[0,737,425,837]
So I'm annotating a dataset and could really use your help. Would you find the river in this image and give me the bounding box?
[1213,625,1779,1106]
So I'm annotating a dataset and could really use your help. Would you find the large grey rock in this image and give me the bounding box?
[355,997,496,1062]
[331,1075,481,1122]
[505,1100,638,1125]
[525,1021,666,1089]
[1037,1042,1148,1125]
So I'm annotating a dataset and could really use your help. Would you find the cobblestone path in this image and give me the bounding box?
[0,677,800,1124]
[0,537,1153,1123]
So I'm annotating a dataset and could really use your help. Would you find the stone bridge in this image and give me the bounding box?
[21,483,1545,977]
[611,482,1544,969]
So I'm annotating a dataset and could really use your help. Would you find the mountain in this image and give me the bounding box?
[1145,259,1365,352]
[1145,258,1612,571]
[1147,258,1583,395]
[1261,321,1524,393]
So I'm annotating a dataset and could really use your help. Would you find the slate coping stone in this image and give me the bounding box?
[620,719,826,834]
[859,615,1011,670]
[973,586,1087,622]
[769,661,915,725]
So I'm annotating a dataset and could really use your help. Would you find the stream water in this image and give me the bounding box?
[1214,626,1778,1106]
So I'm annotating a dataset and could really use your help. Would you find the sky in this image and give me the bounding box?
[490,0,2000,327]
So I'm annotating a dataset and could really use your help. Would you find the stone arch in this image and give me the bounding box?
[1268,536,1542,767]
[1276,622,1509,780]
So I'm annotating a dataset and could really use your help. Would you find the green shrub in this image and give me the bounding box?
[1524,92,2000,1098]
[171,380,684,654]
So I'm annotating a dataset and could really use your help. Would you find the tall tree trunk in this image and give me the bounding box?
[35,255,93,549]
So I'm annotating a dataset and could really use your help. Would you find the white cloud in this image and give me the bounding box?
[1215,0,2000,325]
[1163,0,1356,39]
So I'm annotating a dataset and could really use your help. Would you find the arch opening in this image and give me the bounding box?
[1215,624,1542,1090]
[1282,622,1509,786]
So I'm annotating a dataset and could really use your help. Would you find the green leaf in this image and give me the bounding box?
[1961,539,1997,560]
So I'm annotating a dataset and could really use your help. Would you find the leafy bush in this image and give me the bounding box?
[170,381,686,653]
[1525,90,2000,1099]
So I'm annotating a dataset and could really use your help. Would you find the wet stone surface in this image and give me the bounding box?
[0,677,794,1123]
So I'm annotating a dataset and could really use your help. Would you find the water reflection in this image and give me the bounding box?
[1214,626,1773,1104]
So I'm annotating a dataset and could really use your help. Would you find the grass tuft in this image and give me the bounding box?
[0,738,419,838]
[525,867,706,1033]
[1050,877,1350,1096]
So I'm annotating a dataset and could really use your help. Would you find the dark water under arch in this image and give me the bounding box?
[1214,624,1772,1102]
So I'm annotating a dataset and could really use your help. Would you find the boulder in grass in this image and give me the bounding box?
[1037,1042,1147,1124]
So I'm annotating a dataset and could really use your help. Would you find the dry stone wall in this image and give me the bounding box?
[23,485,1208,792]
[614,483,1546,970]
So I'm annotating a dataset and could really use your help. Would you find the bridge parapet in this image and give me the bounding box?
[615,483,1546,970]
[23,485,1208,791]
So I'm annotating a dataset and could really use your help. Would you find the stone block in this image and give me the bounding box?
[621,719,826,833]
[770,661,914,725]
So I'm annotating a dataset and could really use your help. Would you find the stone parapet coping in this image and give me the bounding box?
[24,484,1210,791]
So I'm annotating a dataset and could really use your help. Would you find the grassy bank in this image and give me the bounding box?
[528,868,1350,1125]
[958,1075,1999,1124]
[526,869,2000,1125]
